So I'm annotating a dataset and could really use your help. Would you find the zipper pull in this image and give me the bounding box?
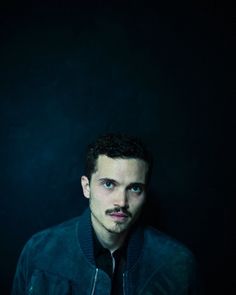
[28,285,33,294]
[91,268,98,295]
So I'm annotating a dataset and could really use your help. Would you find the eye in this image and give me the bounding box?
[130,184,143,194]
[103,180,114,190]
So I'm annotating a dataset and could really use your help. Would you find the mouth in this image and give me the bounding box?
[107,212,129,222]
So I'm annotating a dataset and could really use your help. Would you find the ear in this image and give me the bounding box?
[81,176,90,199]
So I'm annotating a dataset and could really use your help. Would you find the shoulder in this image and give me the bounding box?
[142,226,196,267]
[23,216,81,259]
[32,216,79,241]
[134,227,202,294]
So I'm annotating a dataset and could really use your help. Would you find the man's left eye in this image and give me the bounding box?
[130,185,142,194]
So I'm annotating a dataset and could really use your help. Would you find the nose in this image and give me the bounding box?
[113,189,129,209]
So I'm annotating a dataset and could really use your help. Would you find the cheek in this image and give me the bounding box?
[90,187,108,207]
[90,185,102,198]
[91,184,107,196]
[130,196,146,211]
[91,184,115,203]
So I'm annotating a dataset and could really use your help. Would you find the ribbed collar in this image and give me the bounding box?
[77,208,144,271]
[92,228,127,259]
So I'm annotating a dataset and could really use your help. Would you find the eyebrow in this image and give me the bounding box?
[98,178,145,186]
[99,178,119,184]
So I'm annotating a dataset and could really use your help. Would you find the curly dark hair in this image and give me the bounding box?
[84,133,152,182]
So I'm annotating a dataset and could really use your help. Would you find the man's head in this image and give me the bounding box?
[81,133,152,239]
[84,133,152,182]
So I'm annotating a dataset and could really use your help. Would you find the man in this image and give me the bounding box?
[12,133,202,294]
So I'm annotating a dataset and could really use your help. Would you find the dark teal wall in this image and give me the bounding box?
[0,1,225,294]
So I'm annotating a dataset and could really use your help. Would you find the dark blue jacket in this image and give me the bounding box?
[12,209,202,294]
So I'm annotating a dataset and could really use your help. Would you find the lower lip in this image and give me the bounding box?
[109,214,128,222]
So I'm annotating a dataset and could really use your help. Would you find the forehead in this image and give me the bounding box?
[93,155,148,184]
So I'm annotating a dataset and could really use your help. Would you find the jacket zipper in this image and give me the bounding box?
[28,285,33,294]
[91,268,98,295]
[123,273,126,295]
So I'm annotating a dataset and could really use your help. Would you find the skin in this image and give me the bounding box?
[81,155,148,252]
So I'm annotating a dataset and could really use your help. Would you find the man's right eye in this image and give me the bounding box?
[103,181,114,190]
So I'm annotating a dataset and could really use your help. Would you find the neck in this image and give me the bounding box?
[91,215,128,252]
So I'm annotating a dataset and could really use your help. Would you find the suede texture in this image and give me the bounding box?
[12,208,202,295]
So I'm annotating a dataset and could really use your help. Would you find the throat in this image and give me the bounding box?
[91,214,128,252]
[95,227,126,252]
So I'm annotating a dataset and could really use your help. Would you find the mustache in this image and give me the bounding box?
[105,207,132,217]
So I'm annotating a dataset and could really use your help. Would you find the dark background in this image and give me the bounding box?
[0,1,227,294]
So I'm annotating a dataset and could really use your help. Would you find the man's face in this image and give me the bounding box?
[81,155,148,236]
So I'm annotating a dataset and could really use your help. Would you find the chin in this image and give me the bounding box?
[106,223,130,234]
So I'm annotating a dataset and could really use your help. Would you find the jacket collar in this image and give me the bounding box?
[77,208,144,271]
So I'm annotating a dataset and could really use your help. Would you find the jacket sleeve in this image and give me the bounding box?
[11,239,33,295]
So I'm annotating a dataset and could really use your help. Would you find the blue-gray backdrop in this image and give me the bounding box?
[0,1,225,294]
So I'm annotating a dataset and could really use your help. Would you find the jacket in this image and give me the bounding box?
[12,208,202,295]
